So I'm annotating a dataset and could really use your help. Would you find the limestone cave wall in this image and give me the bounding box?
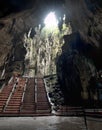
[0,0,102,104]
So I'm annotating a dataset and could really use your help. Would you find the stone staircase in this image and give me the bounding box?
[0,81,14,113]
[3,78,26,114]
[0,76,102,117]
[0,76,51,116]
[20,78,36,115]
[36,78,51,114]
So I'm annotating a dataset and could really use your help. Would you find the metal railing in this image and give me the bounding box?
[3,79,17,112]
[20,78,28,112]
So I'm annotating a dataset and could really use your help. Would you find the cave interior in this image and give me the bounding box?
[0,0,102,108]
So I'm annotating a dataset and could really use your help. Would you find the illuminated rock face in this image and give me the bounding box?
[0,0,101,74]
[23,16,72,76]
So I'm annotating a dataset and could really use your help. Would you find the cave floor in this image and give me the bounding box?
[0,116,102,130]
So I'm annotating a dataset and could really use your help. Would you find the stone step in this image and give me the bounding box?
[6,105,20,108]
[0,94,9,95]
[8,103,21,105]
[0,99,8,101]
[5,107,20,110]
[12,97,22,99]
[20,111,35,114]
[0,102,6,104]
[36,110,51,113]
[9,99,21,102]
[4,111,19,113]
[0,106,3,109]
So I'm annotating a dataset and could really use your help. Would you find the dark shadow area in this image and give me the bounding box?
[0,0,65,18]
[56,32,102,108]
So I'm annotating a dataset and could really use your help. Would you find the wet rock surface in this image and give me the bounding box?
[0,116,102,130]
[44,75,64,108]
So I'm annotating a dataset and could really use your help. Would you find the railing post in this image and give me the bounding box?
[3,81,17,112]
[35,78,37,112]
[20,78,28,112]
[82,107,88,130]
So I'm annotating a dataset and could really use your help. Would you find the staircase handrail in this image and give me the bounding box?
[20,78,28,112]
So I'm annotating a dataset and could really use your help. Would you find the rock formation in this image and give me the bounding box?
[0,0,102,105]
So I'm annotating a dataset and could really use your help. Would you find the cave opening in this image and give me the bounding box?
[23,11,72,78]
[21,11,73,107]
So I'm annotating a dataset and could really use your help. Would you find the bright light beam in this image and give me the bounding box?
[44,12,58,28]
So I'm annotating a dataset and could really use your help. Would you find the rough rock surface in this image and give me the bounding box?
[0,0,102,105]
[0,0,101,70]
